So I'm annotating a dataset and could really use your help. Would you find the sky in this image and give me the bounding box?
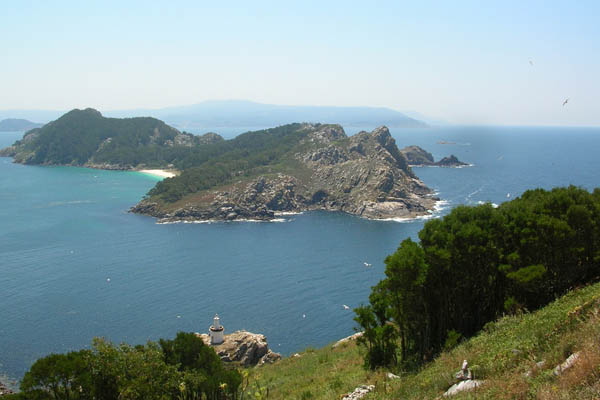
[1,1,599,126]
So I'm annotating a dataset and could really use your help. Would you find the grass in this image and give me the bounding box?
[245,282,600,399]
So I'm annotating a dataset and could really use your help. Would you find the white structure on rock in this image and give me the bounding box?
[209,314,225,345]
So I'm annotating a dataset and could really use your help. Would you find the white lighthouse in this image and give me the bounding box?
[209,314,225,345]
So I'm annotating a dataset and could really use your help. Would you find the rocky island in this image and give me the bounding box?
[399,145,468,167]
[132,124,439,222]
[1,108,447,222]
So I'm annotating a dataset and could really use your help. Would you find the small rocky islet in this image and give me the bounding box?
[399,145,469,167]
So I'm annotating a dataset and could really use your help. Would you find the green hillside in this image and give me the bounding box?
[1,108,223,168]
[251,280,600,399]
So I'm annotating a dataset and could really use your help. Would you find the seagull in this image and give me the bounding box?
[506,193,511,198]
[462,359,468,371]
[343,305,350,310]
[563,98,569,107]
[363,262,372,268]
[302,314,306,319]
[176,315,181,319]
[106,278,111,283]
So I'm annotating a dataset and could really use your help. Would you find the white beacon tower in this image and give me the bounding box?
[209,314,225,345]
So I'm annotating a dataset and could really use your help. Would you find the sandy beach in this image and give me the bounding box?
[138,169,177,179]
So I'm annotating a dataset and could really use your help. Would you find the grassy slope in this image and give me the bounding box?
[249,282,600,399]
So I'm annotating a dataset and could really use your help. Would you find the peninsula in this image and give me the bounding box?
[1,109,442,222]
[0,108,223,169]
[132,124,439,222]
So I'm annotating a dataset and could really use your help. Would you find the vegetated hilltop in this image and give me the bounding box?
[0,108,223,169]
[0,118,42,132]
[132,124,438,222]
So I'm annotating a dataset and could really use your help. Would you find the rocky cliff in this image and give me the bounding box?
[400,145,468,167]
[132,125,439,222]
[196,330,281,366]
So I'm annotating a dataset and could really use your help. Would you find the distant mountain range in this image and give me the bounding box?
[0,118,43,132]
[0,100,432,134]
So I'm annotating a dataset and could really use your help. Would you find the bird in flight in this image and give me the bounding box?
[343,304,350,310]
[363,262,372,268]
[563,98,569,106]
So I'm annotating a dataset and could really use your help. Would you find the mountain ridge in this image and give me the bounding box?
[0,100,428,134]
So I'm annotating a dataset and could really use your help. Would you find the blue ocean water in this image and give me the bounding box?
[1,126,599,385]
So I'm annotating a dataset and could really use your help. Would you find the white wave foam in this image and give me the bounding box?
[157,217,291,225]
[274,211,304,216]
[476,201,499,208]
[46,200,94,207]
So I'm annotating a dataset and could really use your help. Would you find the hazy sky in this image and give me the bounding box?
[2,1,599,126]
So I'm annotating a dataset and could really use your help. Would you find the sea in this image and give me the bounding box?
[1,125,599,387]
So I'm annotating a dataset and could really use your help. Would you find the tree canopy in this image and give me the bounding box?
[355,186,600,370]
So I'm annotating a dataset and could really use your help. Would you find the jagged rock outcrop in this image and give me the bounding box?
[333,332,363,348]
[341,385,375,400]
[400,145,468,167]
[196,330,281,367]
[133,125,440,222]
[444,360,485,397]
[0,380,14,396]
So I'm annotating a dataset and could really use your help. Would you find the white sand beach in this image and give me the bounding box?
[138,169,177,179]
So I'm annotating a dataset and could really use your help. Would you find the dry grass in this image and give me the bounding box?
[246,283,600,400]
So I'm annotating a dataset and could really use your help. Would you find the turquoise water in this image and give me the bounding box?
[1,126,600,384]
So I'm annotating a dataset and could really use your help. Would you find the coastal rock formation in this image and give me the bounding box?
[196,330,281,367]
[133,125,439,222]
[0,381,14,396]
[399,145,468,167]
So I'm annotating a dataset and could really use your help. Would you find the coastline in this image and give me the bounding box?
[137,169,178,179]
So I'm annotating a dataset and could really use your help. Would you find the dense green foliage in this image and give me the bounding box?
[250,281,600,399]
[7,333,241,400]
[7,109,326,203]
[356,186,600,370]
[9,108,223,168]
[147,123,316,202]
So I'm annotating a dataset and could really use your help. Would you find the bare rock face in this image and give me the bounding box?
[341,385,375,400]
[400,145,435,165]
[196,330,281,367]
[135,125,441,222]
[400,145,468,167]
[444,360,485,397]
